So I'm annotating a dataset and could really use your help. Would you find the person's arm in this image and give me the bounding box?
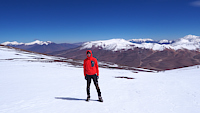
[95,59,99,76]
[83,60,86,76]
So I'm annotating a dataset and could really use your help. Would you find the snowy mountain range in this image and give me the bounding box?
[2,40,52,46]
[1,40,83,54]
[2,35,200,52]
[128,38,174,44]
[80,35,200,51]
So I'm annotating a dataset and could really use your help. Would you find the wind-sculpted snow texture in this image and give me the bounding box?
[0,45,200,113]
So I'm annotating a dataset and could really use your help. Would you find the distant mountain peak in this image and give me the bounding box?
[128,38,154,42]
[1,41,24,45]
[25,40,52,45]
[173,35,200,46]
[183,34,200,40]
[1,40,52,46]
[81,39,135,51]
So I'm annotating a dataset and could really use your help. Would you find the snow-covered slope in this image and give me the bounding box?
[0,45,200,113]
[81,35,200,51]
[1,40,52,46]
[172,35,200,50]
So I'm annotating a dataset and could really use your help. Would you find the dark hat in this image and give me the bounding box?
[87,51,91,54]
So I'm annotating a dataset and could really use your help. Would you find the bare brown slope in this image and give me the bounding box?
[141,49,200,70]
[49,47,200,71]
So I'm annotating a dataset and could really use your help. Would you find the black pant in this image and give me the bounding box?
[86,74,101,97]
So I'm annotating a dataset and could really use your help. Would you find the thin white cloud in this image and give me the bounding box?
[190,0,200,7]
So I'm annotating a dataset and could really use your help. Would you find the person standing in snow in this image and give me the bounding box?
[83,50,103,102]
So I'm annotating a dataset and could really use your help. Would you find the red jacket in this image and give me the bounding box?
[83,50,99,76]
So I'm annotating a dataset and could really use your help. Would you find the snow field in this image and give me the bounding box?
[0,46,200,113]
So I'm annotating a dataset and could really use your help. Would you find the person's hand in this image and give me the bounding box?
[96,75,99,79]
[85,76,87,80]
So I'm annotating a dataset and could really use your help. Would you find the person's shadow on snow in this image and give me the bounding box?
[55,97,98,101]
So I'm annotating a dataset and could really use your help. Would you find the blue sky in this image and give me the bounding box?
[0,0,200,43]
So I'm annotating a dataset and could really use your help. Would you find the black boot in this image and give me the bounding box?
[98,96,103,102]
[86,95,90,101]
